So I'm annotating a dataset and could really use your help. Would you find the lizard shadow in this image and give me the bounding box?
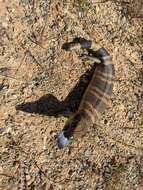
[15,65,95,118]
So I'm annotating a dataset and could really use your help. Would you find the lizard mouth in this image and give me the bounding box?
[57,131,71,149]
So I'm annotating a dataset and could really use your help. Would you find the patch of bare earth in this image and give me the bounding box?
[0,0,142,189]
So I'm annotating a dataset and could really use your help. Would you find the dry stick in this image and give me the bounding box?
[0,173,15,179]
[0,74,23,81]
[0,47,46,82]
[3,132,29,155]
[27,35,46,49]
[99,123,143,152]
[2,133,62,185]
[14,50,27,75]
[15,48,44,76]
[0,67,23,81]
[38,22,47,45]
[30,16,47,48]
[15,24,47,75]
[30,0,35,13]
[28,0,36,13]
[91,0,111,3]
[26,23,47,49]
[122,126,143,131]
[20,161,27,190]
[34,162,48,178]
[25,50,44,69]
[34,161,65,184]
[7,130,65,184]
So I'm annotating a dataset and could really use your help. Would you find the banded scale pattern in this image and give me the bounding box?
[79,49,114,124]
[57,39,114,148]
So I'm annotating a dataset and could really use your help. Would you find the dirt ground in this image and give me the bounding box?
[0,0,143,189]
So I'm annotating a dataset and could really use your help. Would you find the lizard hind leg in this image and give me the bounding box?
[80,54,101,64]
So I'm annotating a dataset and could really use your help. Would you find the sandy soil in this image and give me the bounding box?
[0,0,143,189]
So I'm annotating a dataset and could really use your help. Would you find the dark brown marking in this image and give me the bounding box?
[91,86,111,101]
[94,74,112,84]
[84,101,100,120]
[81,89,108,114]
[89,89,111,107]
[91,77,113,96]
[96,70,113,80]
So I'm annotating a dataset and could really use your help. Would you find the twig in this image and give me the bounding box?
[98,123,143,152]
[0,74,23,81]
[15,46,44,76]
[34,161,48,179]
[0,173,15,179]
